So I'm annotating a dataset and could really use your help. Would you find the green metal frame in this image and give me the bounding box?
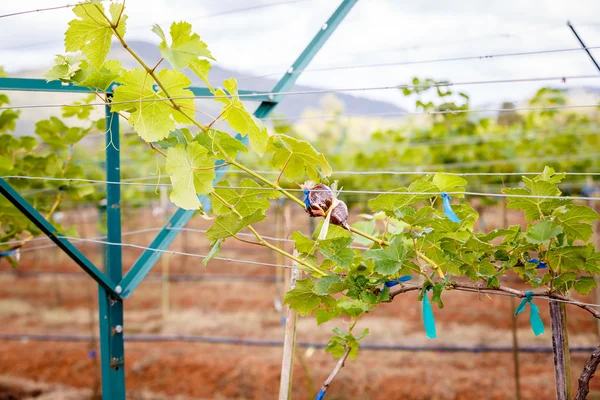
[0,1,357,398]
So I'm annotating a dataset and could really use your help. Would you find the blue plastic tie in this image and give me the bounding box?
[440,192,461,223]
[302,189,311,209]
[315,390,325,400]
[514,291,545,336]
[0,249,16,258]
[526,259,547,269]
[422,286,437,339]
[384,275,413,288]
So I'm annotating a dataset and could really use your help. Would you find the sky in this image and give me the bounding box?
[1,0,600,111]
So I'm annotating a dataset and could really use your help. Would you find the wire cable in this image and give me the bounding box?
[2,75,600,110]
[239,45,600,81]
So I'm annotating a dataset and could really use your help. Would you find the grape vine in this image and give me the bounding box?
[2,1,600,397]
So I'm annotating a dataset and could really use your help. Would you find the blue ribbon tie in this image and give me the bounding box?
[441,192,461,223]
[514,291,544,336]
[422,286,437,339]
[315,390,325,400]
[0,249,16,258]
[526,259,547,269]
[384,275,413,288]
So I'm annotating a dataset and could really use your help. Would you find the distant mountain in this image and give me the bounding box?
[112,40,405,117]
[6,40,405,135]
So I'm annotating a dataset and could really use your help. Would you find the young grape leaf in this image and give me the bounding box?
[202,238,222,266]
[368,179,437,215]
[432,173,467,198]
[363,236,406,275]
[206,209,265,241]
[45,54,84,82]
[189,59,213,92]
[153,22,214,70]
[284,278,336,316]
[553,205,599,242]
[319,237,354,269]
[65,3,127,67]
[266,134,332,182]
[193,129,247,159]
[291,231,317,254]
[112,68,194,141]
[211,179,274,216]
[315,308,340,325]
[77,60,122,91]
[525,220,563,244]
[156,128,193,149]
[165,142,215,210]
[313,276,348,295]
[214,78,268,155]
[313,222,352,241]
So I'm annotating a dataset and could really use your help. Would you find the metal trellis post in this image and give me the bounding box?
[97,101,126,399]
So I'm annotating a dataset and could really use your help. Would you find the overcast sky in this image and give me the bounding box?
[1,0,600,110]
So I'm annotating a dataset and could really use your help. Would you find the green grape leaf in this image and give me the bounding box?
[283,278,336,316]
[548,246,592,272]
[65,3,127,67]
[313,276,348,295]
[154,22,214,70]
[211,179,274,216]
[319,237,354,269]
[156,128,193,149]
[214,78,268,155]
[45,54,84,82]
[291,231,317,254]
[206,209,265,241]
[574,276,597,295]
[553,205,599,242]
[165,142,215,210]
[193,129,247,159]
[503,181,568,222]
[432,173,467,198]
[525,220,563,244]
[368,179,437,215]
[315,308,340,325]
[189,59,213,92]
[78,59,122,91]
[313,222,352,241]
[112,68,194,141]
[203,238,222,266]
[363,236,406,275]
[266,134,332,182]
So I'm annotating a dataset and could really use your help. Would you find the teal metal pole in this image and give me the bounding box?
[98,102,126,399]
[119,0,359,299]
[0,77,271,101]
[0,178,118,294]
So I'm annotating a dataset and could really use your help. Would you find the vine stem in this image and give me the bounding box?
[317,347,351,398]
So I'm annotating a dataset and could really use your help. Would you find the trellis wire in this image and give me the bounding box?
[239,45,600,80]
[2,77,600,110]
[21,236,303,271]
[0,1,108,19]
[4,175,600,200]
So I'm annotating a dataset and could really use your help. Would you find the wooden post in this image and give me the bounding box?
[159,186,170,320]
[505,198,522,400]
[279,252,300,400]
[275,200,285,312]
[510,296,522,400]
[550,301,572,400]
